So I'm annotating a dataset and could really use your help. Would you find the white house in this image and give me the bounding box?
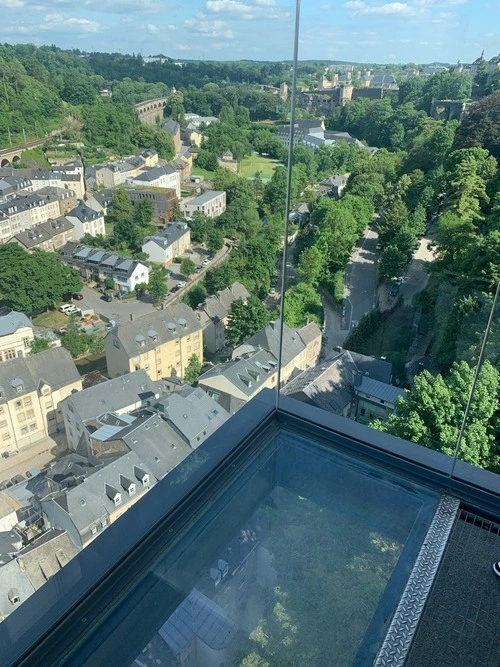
[66,201,105,239]
[126,165,181,199]
[142,222,191,266]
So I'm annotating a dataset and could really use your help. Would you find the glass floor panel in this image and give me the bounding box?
[62,430,439,667]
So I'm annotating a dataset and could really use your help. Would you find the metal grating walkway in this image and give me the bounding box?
[405,509,500,667]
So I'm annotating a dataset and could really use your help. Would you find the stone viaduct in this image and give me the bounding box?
[135,98,169,126]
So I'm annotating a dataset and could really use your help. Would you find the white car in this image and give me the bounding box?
[177,281,186,288]
[59,304,78,314]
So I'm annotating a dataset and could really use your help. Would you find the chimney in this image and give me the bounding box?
[352,370,362,388]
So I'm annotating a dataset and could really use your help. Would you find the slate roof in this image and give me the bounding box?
[239,321,321,368]
[281,352,357,414]
[0,559,35,621]
[132,165,177,183]
[111,304,202,359]
[158,588,237,655]
[185,190,224,206]
[196,282,249,324]
[61,369,159,422]
[11,217,74,249]
[0,308,32,337]
[199,348,278,399]
[357,376,406,405]
[121,412,192,480]
[47,451,155,534]
[66,201,101,223]
[348,351,393,384]
[142,222,190,251]
[155,387,230,447]
[281,350,395,415]
[319,174,349,188]
[0,348,80,403]
[161,119,180,135]
[16,530,78,590]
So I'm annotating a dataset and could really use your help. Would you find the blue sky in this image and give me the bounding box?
[0,0,498,64]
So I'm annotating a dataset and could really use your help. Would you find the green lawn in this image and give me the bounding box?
[238,155,280,181]
[191,167,216,180]
[33,310,68,329]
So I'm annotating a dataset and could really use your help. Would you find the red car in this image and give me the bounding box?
[73,293,84,301]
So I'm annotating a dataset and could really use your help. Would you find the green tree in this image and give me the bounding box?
[374,361,499,470]
[131,125,175,160]
[29,337,51,355]
[107,188,133,226]
[134,199,154,227]
[379,245,408,281]
[62,318,89,359]
[283,282,323,328]
[187,211,212,243]
[195,150,219,171]
[226,296,270,347]
[296,245,325,286]
[0,245,81,314]
[378,198,409,246]
[206,228,224,254]
[184,354,202,384]
[148,271,167,304]
[180,258,196,277]
[183,284,208,309]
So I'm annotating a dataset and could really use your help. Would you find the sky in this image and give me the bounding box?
[0,0,499,64]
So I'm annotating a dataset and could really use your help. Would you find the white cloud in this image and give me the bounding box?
[167,24,176,30]
[0,0,25,7]
[147,23,158,33]
[185,12,235,38]
[345,1,424,15]
[205,0,288,20]
[174,43,192,51]
[41,13,101,32]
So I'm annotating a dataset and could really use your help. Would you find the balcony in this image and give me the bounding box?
[1,390,498,667]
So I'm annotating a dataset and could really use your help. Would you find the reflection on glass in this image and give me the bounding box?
[62,432,437,667]
[452,281,499,474]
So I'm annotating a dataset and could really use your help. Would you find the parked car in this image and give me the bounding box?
[389,283,400,297]
[269,287,276,295]
[171,285,180,293]
[115,290,127,299]
[11,474,25,485]
[26,468,40,479]
[195,265,202,273]
[101,294,113,302]
[203,258,210,266]
[396,276,404,285]
[59,303,78,314]
[177,281,186,288]
[72,293,84,301]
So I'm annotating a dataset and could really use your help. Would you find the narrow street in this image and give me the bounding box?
[322,225,379,354]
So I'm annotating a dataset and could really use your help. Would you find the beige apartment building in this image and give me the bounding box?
[0,309,34,363]
[0,348,82,455]
[183,190,226,219]
[105,305,203,382]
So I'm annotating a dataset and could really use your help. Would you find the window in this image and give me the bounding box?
[101,519,107,528]
[20,426,28,435]
[17,413,26,423]
[0,407,3,414]
[15,401,22,410]
[0,420,7,429]
[23,337,30,349]
[26,409,35,419]
[91,526,98,535]
[2,433,10,441]
[45,401,53,409]
[4,349,16,360]
[29,423,37,432]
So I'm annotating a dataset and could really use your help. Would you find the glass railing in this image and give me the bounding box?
[1,0,500,659]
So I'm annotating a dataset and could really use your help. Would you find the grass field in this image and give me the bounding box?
[191,167,216,180]
[33,310,68,329]
[238,155,280,180]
